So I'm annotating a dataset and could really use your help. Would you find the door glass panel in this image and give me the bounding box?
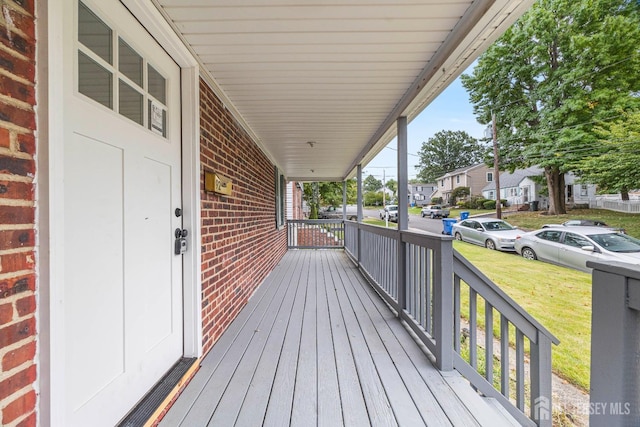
[119,80,143,125]
[78,1,112,64]
[79,51,113,108]
[118,38,142,87]
[148,65,166,105]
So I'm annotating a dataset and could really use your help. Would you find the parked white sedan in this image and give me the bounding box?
[514,226,640,272]
[452,218,522,251]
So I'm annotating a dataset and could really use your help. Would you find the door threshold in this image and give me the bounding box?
[118,357,199,427]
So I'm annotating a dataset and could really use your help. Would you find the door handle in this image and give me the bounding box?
[175,228,188,255]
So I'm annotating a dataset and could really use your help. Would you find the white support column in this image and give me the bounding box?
[342,180,347,222]
[397,116,409,231]
[357,165,363,222]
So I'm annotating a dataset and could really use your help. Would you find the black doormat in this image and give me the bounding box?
[118,357,198,427]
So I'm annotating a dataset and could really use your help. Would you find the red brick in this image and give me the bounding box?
[0,181,33,201]
[0,27,34,60]
[0,75,35,104]
[2,340,35,372]
[0,275,35,297]
[15,295,35,317]
[16,133,34,155]
[0,127,9,148]
[0,205,34,224]
[0,230,35,251]
[14,411,36,427]
[0,102,35,130]
[0,303,13,324]
[0,49,35,82]
[0,252,34,273]
[0,364,36,400]
[1,7,35,40]
[2,389,36,424]
[0,317,34,348]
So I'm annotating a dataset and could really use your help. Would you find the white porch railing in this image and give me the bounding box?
[287,219,345,249]
[344,221,559,427]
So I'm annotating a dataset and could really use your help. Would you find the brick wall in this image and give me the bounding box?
[199,79,287,355]
[0,1,37,426]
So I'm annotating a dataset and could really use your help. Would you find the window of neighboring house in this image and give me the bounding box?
[487,172,493,182]
[580,185,588,196]
[275,167,286,228]
[456,176,460,184]
[488,191,494,199]
[567,185,573,199]
[416,186,423,192]
[440,180,444,187]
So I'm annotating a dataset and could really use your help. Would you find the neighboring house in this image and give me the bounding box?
[433,164,492,205]
[482,168,596,209]
[409,183,437,206]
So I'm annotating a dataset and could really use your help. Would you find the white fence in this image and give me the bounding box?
[589,198,640,214]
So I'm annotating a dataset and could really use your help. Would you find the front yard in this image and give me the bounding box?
[454,241,592,392]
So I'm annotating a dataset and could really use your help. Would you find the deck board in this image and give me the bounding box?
[160,250,515,427]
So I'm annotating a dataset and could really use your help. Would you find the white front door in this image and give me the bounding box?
[63,1,183,425]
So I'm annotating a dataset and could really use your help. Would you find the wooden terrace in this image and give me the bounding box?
[160,250,518,426]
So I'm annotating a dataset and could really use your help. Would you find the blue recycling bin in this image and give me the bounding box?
[460,211,470,220]
[442,218,457,235]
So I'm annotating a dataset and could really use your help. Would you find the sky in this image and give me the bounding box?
[362,65,488,183]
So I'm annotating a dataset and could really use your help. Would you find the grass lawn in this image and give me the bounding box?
[504,208,640,238]
[454,241,592,392]
[363,218,397,228]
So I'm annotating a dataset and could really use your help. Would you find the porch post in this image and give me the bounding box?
[357,164,363,263]
[397,116,408,314]
[342,181,347,222]
[589,261,640,426]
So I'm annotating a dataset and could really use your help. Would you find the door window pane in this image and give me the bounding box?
[119,80,143,125]
[119,38,142,87]
[148,65,166,105]
[78,1,112,64]
[79,51,113,108]
[148,100,166,137]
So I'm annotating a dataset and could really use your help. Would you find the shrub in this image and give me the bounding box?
[483,200,496,209]
[431,196,443,204]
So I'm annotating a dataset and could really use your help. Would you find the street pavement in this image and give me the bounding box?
[362,208,450,235]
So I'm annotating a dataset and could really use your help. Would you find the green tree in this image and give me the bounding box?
[302,180,357,210]
[363,191,384,206]
[363,174,383,193]
[461,0,640,214]
[450,186,470,205]
[415,130,486,183]
[577,111,640,200]
[386,178,398,197]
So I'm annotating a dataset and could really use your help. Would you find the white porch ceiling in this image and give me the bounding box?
[153,0,534,181]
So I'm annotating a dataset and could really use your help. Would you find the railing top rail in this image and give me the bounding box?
[587,260,640,280]
[453,250,560,345]
[288,219,344,224]
[355,221,399,239]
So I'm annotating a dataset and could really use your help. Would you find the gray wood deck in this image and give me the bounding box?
[160,250,517,427]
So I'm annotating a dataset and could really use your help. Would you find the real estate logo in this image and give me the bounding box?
[534,396,551,421]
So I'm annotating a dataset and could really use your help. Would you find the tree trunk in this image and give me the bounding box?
[621,189,630,201]
[545,166,566,215]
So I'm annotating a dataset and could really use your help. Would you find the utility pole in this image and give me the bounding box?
[492,112,502,219]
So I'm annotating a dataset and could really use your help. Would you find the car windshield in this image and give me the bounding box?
[482,221,515,231]
[388,206,398,211]
[587,232,640,253]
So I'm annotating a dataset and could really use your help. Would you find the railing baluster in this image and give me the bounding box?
[453,276,461,353]
[500,314,510,397]
[425,247,432,334]
[485,301,494,385]
[469,288,477,369]
[516,329,525,411]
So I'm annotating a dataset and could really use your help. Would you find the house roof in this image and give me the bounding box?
[150,0,535,181]
[482,166,543,191]
[434,163,487,181]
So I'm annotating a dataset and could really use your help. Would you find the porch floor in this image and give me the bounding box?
[160,250,516,427]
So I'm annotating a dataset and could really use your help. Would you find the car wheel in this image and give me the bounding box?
[430,213,435,219]
[521,247,537,260]
[454,232,462,241]
[485,239,496,250]
[348,216,356,221]
[421,212,426,218]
